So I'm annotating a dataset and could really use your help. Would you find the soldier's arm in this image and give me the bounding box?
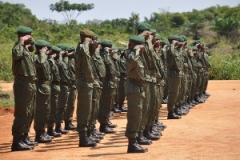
[12,41,25,60]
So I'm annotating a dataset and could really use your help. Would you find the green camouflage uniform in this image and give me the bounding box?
[64,56,76,123]
[34,50,51,133]
[125,45,145,138]
[12,41,37,138]
[98,48,119,125]
[75,39,95,133]
[47,57,60,128]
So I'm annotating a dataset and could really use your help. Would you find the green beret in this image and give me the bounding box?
[35,40,49,47]
[191,46,198,51]
[150,29,157,34]
[46,42,52,48]
[67,46,75,52]
[178,36,185,42]
[101,40,112,48]
[129,35,145,45]
[117,47,126,52]
[137,23,151,31]
[51,46,61,52]
[17,26,32,34]
[179,35,187,41]
[160,40,170,47]
[80,29,95,37]
[156,34,161,40]
[168,35,179,41]
[192,40,202,46]
[57,44,68,50]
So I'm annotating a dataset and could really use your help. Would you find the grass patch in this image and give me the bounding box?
[0,87,14,109]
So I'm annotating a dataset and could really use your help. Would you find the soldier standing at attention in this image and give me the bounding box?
[167,35,183,119]
[11,26,37,151]
[116,47,128,112]
[47,46,62,137]
[33,40,53,143]
[125,35,148,153]
[75,29,97,147]
[55,44,70,134]
[64,46,77,130]
[98,40,119,133]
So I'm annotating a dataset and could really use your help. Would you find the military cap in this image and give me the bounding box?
[192,40,203,46]
[178,36,185,42]
[35,40,49,47]
[156,34,162,40]
[51,46,61,52]
[191,46,198,51]
[179,35,187,41]
[17,26,32,34]
[67,46,75,52]
[117,47,126,52]
[129,35,145,44]
[101,40,113,48]
[57,44,68,50]
[46,42,52,48]
[150,29,157,34]
[80,29,95,37]
[160,40,170,47]
[137,23,151,31]
[168,35,179,41]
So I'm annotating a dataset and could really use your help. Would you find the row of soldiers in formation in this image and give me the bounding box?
[11,22,210,153]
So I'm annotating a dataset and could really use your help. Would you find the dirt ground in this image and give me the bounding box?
[0,80,240,160]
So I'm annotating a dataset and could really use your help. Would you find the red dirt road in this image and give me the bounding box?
[0,80,240,160]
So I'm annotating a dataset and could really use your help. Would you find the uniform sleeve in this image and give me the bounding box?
[12,41,25,60]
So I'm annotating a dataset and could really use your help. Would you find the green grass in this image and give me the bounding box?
[0,87,14,109]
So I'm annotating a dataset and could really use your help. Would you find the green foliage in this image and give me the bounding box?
[0,1,240,80]
[0,43,13,81]
[0,88,14,108]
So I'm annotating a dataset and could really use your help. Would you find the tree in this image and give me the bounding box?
[170,13,186,27]
[49,0,94,23]
[126,13,140,34]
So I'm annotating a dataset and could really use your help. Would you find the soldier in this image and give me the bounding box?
[64,46,77,130]
[11,26,37,151]
[160,40,170,104]
[125,35,148,153]
[116,47,128,112]
[88,36,106,140]
[98,40,119,133]
[166,35,183,119]
[33,40,53,143]
[47,46,62,137]
[75,29,97,147]
[55,44,70,134]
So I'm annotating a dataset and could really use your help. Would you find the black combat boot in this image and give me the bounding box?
[35,131,52,143]
[47,127,62,137]
[65,120,77,130]
[93,128,105,137]
[99,124,116,133]
[107,121,117,128]
[127,138,148,153]
[167,112,181,119]
[79,133,97,147]
[143,126,160,140]
[55,123,69,134]
[155,121,167,131]
[119,103,128,112]
[11,135,32,151]
[112,103,121,113]
[137,132,152,145]
[22,133,38,147]
[174,105,183,116]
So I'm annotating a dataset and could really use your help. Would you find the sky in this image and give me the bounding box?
[2,0,240,23]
